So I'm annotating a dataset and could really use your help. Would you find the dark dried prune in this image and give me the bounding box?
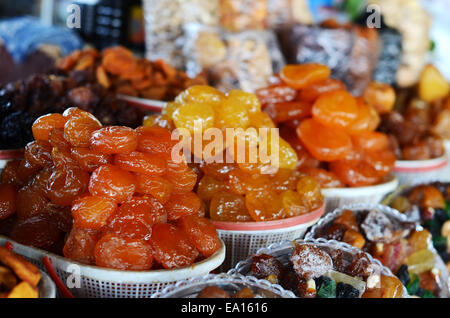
[250,254,285,281]
[336,282,359,298]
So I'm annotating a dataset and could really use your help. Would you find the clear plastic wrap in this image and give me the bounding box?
[266,0,313,29]
[152,273,296,298]
[219,0,267,32]
[143,0,219,69]
[183,23,285,92]
[306,203,450,298]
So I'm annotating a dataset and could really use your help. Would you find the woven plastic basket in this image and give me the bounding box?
[38,270,57,298]
[152,272,296,298]
[229,237,409,298]
[0,235,225,298]
[393,155,449,185]
[321,176,398,212]
[305,203,450,298]
[213,203,325,271]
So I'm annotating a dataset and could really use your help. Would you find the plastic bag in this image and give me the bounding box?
[142,0,219,69]
[183,23,285,93]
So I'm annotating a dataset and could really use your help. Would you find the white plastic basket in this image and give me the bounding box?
[39,270,57,298]
[321,176,399,212]
[229,238,409,298]
[213,203,325,271]
[152,272,296,298]
[305,203,450,298]
[0,235,225,298]
[393,155,449,185]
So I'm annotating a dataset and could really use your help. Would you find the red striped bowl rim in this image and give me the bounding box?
[118,95,166,112]
[0,148,24,160]
[212,202,325,231]
[394,155,448,173]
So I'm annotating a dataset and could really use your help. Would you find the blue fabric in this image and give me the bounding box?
[308,0,335,20]
[0,17,83,62]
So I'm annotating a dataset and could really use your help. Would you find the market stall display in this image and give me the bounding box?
[387,181,450,273]
[231,238,408,298]
[306,204,449,298]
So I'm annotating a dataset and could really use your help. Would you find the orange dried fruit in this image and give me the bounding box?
[24,140,53,167]
[330,160,381,187]
[0,184,16,220]
[90,126,137,154]
[352,132,388,152]
[280,64,331,89]
[177,215,221,258]
[46,167,89,206]
[114,151,166,175]
[209,191,252,222]
[94,233,153,270]
[72,196,117,230]
[32,114,66,141]
[297,118,352,162]
[63,227,101,265]
[64,112,102,147]
[164,192,204,222]
[70,147,112,172]
[136,126,177,157]
[150,223,199,269]
[88,165,136,203]
[297,78,346,103]
[312,90,358,129]
[135,174,173,204]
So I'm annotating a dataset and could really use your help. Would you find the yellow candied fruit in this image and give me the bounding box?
[249,112,276,128]
[281,190,309,218]
[175,85,225,107]
[216,96,250,129]
[172,103,215,134]
[226,90,262,114]
[162,101,181,118]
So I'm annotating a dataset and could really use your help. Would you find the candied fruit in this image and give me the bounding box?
[88,165,136,203]
[164,192,204,222]
[150,223,199,269]
[72,196,117,230]
[0,184,16,220]
[280,64,331,90]
[32,114,66,141]
[90,126,137,154]
[312,90,358,129]
[63,227,101,265]
[94,233,153,270]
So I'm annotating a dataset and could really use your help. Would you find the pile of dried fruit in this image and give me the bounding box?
[378,65,448,160]
[310,208,447,297]
[0,246,42,298]
[248,242,404,298]
[390,182,450,273]
[0,108,221,270]
[256,64,396,188]
[0,72,145,150]
[144,85,324,222]
[57,46,207,101]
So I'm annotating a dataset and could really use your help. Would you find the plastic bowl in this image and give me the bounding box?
[321,176,398,212]
[306,203,449,298]
[0,235,225,298]
[229,237,409,298]
[212,202,325,271]
[394,155,449,185]
[39,270,57,298]
[152,273,296,298]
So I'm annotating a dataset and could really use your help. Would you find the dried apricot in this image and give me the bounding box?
[164,192,204,222]
[95,233,153,270]
[330,160,381,187]
[264,101,312,123]
[10,215,61,249]
[298,167,344,188]
[24,141,53,167]
[64,112,102,147]
[165,159,197,192]
[177,215,221,258]
[88,165,136,203]
[1,160,21,186]
[297,118,352,162]
[63,227,101,265]
[280,64,331,90]
[46,167,89,206]
[150,223,199,269]
[209,191,252,222]
[136,126,177,157]
[312,90,358,129]
[70,147,112,172]
[255,84,297,105]
[114,151,166,175]
[135,174,173,204]
[352,132,388,152]
[362,82,396,114]
[32,114,66,141]
[172,103,215,134]
[0,184,16,220]
[197,176,228,202]
[346,99,380,134]
[297,78,346,103]
[72,196,117,229]
[16,185,48,219]
[245,191,284,221]
[90,126,137,154]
